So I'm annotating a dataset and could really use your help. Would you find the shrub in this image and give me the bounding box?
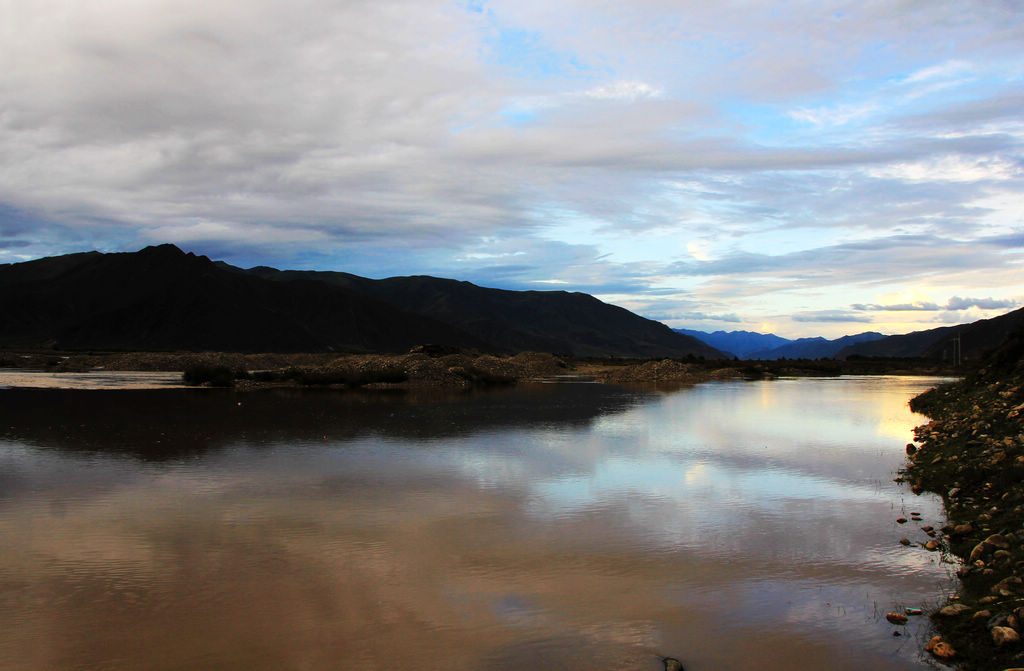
[182,364,235,387]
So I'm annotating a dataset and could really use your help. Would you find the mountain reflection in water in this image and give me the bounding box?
[0,377,954,670]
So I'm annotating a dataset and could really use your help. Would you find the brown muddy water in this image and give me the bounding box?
[0,376,955,670]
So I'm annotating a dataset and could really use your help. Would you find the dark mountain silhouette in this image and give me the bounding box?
[678,328,885,360]
[0,245,724,358]
[837,306,1024,362]
[232,265,724,359]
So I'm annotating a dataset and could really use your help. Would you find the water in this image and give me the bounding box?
[0,376,955,670]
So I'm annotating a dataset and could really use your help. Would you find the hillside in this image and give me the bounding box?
[838,307,1024,362]
[0,245,724,358]
[232,266,724,359]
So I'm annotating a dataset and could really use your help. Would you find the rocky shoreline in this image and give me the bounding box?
[899,327,1024,670]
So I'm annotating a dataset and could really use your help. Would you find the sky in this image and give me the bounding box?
[1,0,1022,339]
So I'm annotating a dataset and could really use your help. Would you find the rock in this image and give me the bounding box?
[886,613,908,625]
[906,443,917,454]
[930,639,956,659]
[993,626,1020,646]
[937,603,971,617]
[905,607,923,615]
[973,609,992,622]
[952,523,973,535]
[925,540,941,551]
[896,517,908,524]
[899,538,911,546]
[664,658,685,671]
[986,534,1012,549]
[971,542,992,562]
[921,525,934,532]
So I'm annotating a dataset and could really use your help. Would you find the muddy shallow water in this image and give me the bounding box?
[0,376,955,670]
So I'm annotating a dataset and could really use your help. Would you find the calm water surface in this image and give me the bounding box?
[0,376,956,670]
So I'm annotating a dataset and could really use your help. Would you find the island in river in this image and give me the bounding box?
[0,347,958,390]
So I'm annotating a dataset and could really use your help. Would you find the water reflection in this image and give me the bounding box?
[0,377,954,670]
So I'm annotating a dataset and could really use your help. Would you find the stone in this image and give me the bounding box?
[906,443,917,454]
[899,538,911,546]
[664,658,685,671]
[986,534,1012,549]
[921,525,934,532]
[925,540,941,551]
[953,523,973,535]
[973,609,992,622]
[937,603,971,617]
[897,517,908,524]
[993,626,1020,646]
[931,640,956,660]
[971,542,992,562]
[886,613,908,625]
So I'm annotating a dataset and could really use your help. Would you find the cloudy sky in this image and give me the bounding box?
[2,0,1022,338]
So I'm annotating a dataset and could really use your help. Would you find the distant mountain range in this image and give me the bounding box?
[675,329,885,360]
[0,245,724,359]
[680,306,1024,362]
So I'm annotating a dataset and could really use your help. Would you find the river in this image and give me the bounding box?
[0,375,955,670]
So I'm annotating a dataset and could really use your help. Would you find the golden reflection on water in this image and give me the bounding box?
[0,377,955,670]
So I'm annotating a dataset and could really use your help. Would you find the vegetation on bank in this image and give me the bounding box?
[900,326,1024,670]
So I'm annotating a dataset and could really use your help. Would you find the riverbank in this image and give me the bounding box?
[0,348,957,390]
[900,328,1024,670]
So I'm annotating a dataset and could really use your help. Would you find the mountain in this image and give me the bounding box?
[674,329,789,358]
[749,332,885,360]
[0,245,724,358]
[678,328,885,360]
[231,266,724,359]
[837,306,1024,361]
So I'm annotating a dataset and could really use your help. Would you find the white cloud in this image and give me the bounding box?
[1,0,1023,339]
[583,80,662,101]
[867,156,1020,183]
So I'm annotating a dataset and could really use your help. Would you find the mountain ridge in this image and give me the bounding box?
[0,245,724,359]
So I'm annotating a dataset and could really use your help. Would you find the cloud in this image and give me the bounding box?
[852,302,940,312]
[945,296,1018,311]
[1,0,1023,339]
[793,311,874,323]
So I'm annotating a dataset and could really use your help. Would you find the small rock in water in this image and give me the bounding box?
[899,538,911,546]
[925,636,956,659]
[925,540,941,551]
[905,607,923,616]
[664,658,685,671]
[896,517,908,524]
[886,613,908,625]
